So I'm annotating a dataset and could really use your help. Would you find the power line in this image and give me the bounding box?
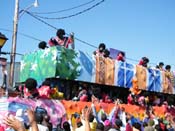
[31,0,96,14]
[126,57,157,66]
[28,0,105,20]
[74,37,97,49]
[25,11,58,30]
[25,11,97,49]
[0,51,23,56]
[0,26,139,62]
[0,28,42,42]
[24,11,173,67]
[1,27,174,67]
[21,11,175,67]
[1,28,174,67]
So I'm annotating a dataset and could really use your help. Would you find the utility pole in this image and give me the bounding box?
[9,0,19,87]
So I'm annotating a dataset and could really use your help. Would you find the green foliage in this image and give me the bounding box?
[56,47,80,79]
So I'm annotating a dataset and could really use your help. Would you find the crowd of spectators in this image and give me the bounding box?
[2,94,175,131]
[0,76,173,131]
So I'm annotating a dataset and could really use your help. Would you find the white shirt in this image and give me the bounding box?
[30,124,49,131]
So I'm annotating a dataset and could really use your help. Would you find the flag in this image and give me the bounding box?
[77,51,93,82]
[147,68,161,92]
[115,61,135,88]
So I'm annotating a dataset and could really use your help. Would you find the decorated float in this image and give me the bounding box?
[0,46,175,130]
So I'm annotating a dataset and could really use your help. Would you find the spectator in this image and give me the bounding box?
[142,122,148,128]
[96,122,104,131]
[144,119,155,131]
[104,95,113,103]
[0,57,8,90]
[132,122,141,131]
[78,86,88,102]
[27,109,39,131]
[22,78,39,99]
[104,120,112,131]
[49,29,74,49]
[101,113,107,125]
[34,111,49,131]
[93,43,106,56]
[63,121,71,131]
[38,41,48,50]
[158,118,166,131]
[118,107,126,128]
[154,124,163,131]
[83,107,92,131]
[3,115,26,131]
[75,107,96,131]
[126,113,133,131]
[109,119,123,131]
[38,80,51,99]
[3,109,39,131]
[0,86,6,97]
[42,114,52,131]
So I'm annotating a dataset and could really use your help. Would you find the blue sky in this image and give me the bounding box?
[0,0,175,69]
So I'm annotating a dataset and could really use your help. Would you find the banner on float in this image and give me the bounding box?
[20,46,175,94]
[20,47,58,84]
[115,61,135,88]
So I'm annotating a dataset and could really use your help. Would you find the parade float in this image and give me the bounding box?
[0,46,175,129]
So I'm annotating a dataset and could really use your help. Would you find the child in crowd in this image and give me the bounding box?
[21,78,39,99]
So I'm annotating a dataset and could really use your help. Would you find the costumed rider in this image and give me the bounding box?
[49,28,74,49]
[138,57,149,68]
[116,51,125,62]
[93,43,106,57]
[103,49,111,58]
[38,41,48,50]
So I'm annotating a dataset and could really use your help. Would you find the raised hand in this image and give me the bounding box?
[3,115,25,131]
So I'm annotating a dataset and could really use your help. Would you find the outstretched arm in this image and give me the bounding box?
[27,109,39,131]
[70,32,75,49]
[91,95,99,123]
[83,107,91,131]
[3,115,26,131]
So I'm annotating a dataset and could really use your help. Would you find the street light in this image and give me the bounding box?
[0,32,8,54]
[9,0,39,87]
[19,0,39,19]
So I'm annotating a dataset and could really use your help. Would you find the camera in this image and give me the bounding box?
[8,101,31,124]
[73,112,80,118]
